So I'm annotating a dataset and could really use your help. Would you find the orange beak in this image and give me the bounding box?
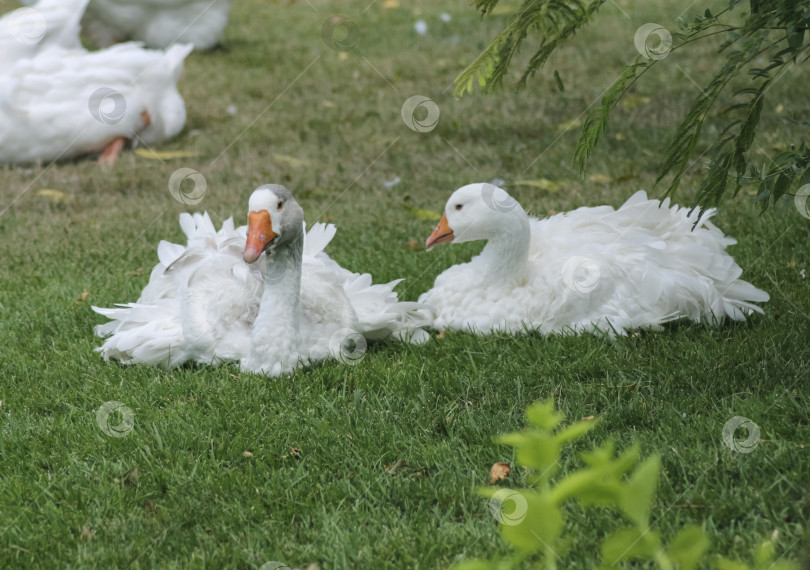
[243,210,278,263]
[425,213,454,249]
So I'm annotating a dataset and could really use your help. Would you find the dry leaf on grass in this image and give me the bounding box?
[490,462,511,484]
[36,189,71,202]
[134,148,200,160]
[512,178,560,192]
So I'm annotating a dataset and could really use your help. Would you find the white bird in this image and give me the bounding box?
[17,0,233,51]
[419,183,769,336]
[0,41,192,164]
[93,184,432,376]
[0,0,88,67]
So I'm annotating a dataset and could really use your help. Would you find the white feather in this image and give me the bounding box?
[420,185,769,336]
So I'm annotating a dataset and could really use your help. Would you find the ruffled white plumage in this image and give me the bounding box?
[16,0,231,50]
[0,0,88,67]
[93,205,431,371]
[0,41,191,163]
[89,0,230,50]
[420,187,769,335]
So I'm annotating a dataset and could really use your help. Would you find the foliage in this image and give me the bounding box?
[455,0,810,211]
[454,401,800,569]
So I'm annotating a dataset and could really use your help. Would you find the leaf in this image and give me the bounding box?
[500,492,562,552]
[134,148,200,160]
[508,431,559,477]
[490,462,511,484]
[525,400,563,431]
[714,558,751,570]
[588,174,612,184]
[273,153,316,168]
[35,189,71,202]
[402,204,442,221]
[667,525,710,570]
[601,527,660,563]
[754,540,775,566]
[621,95,651,110]
[553,70,565,92]
[772,172,791,203]
[512,178,560,191]
[619,455,661,526]
[555,118,582,132]
[490,5,516,15]
[554,419,595,444]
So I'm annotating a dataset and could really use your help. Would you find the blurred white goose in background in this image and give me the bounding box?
[420,183,769,335]
[0,0,88,67]
[93,185,432,377]
[19,0,232,51]
[0,41,192,164]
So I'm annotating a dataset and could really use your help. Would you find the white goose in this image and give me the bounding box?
[93,185,432,376]
[16,0,233,51]
[419,183,769,335]
[0,0,87,67]
[0,41,192,164]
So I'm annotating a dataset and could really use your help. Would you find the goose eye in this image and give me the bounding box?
[277,200,284,211]
[455,204,463,211]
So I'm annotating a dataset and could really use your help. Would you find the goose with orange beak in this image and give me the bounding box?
[94,184,433,376]
[418,182,768,335]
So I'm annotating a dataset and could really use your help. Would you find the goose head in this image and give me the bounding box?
[426,183,525,249]
[242,184,304,263]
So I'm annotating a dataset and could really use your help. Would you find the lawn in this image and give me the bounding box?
[1,0,809,568]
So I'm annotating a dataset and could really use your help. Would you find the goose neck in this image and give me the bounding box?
[252,239,303,347]
[477,218,531,283]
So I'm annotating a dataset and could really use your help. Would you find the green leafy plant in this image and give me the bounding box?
[455,0,810,211]
[454,400,799,569]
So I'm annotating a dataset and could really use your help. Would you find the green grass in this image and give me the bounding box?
[1,0,809,568]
